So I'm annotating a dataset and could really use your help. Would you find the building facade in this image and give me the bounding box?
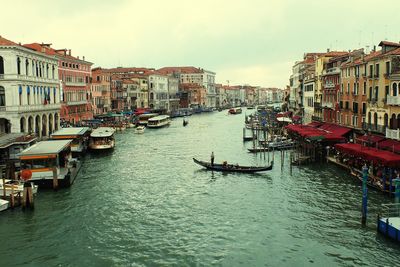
[0,36,61,137]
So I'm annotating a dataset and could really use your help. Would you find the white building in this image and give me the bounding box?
[303,74,315,124]
[148,73,169,110]
[0,36,61,137]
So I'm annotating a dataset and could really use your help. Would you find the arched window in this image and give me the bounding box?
[0,86,5,106]
[384,113,388,128]
[0,56,4,75]
[373,113,378,130]
[25,59,29,76]
[368,112,371,125]
[17,57,21,75]
[52,65,55,79]
[393,83,398,97]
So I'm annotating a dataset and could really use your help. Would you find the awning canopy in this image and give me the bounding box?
[357,134,386,144]
[378,139,400,154]
[335,143,400,167]
[286,123,351,142]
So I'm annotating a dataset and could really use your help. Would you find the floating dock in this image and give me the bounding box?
[377,203,400,243]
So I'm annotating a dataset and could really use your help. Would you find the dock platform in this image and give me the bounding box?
[378,203,400,243]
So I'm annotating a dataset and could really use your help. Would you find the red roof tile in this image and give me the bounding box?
[0,35,18,46]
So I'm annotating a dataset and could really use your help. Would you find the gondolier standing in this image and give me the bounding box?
[211,151,215,166]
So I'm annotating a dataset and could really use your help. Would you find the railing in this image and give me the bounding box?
[66,100,88,106]
[322,102,333,108]
[311,115,323,122]
[65,81,87,87]
[386,128,400,140]
[323,67,340,75]
[3,103,61,112]
[324,83,335,88]
[0,74,58,83]
[387,95,400,106]
[362,122,385,134]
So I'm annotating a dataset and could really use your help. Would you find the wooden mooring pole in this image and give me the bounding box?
[361,164,368,226]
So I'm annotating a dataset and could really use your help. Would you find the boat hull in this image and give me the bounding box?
[193,158,273,173]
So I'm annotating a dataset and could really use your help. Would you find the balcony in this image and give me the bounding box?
[0,103,61,113]
[311,115,323,122]
[0,74,58,84]
[66,100,88,106]
[323,67,340,75]
[65,81,87,87]
[387,95,400,106]
[386,128,400,140]
[362,122,385,134]
[322,102,333,108]
[324,83,335,88]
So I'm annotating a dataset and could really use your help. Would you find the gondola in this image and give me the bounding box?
[183,119,189,127]
[193,158,273,173]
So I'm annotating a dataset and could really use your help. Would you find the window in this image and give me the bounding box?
[0,56,4,75]
[347,83,350,94]
[375,64,380,77]
[0,86,5,106]
[386,61,390,75]
[17,57,21,75]
[363,81,366,95]
[353,102,358,114]
[345,101,349,109]
[393,83,398,96]
[385,85,389,101]
[27,86,30,105]
[25,59,29,76]
[369,65,373,78]
[362,102,366,115]
[375,86,379,100]
[369,87,372,99]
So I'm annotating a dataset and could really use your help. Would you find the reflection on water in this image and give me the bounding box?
[0,109,398,266]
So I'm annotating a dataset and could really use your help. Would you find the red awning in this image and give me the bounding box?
[335,143,400,167]
[378,139,400,154]
[357,134,386,144]
[307,122,323,127]
[286,123,350,142]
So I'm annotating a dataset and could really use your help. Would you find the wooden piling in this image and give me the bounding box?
[52,167,58,190]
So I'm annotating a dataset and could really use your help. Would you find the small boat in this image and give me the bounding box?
[134,125,145,134]
[248,140,295,153]
[89,127,115,150]
[229,108,242,115]
[183,119,189,127]
[147,115,171,128]
[193,158,273,173]
[0,199,9,212]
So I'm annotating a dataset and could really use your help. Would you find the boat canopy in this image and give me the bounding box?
[148,115,170,122]
[335,143,400,168]
[90,127,115,138]
[51,127,90,138]
[19,140,72,158]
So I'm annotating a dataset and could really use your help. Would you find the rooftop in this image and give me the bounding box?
[19,140,72,156]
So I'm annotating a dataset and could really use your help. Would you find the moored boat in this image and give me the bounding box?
[19,140,81,188]
[51,127,91,157]
[0,179,38,196]
[89,127,115,150]
[193,158,273,173]
[147,115,171,128]
[137,113,159,126]
[0,199,9,212]
[228,108,242,115]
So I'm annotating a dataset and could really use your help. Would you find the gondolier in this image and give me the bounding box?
[211,152,215,166]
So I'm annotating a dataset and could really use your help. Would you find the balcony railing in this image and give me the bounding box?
[311,115,323,122]
[386,95,400,106]
[322,102,333,108]
[65,100,88,106]
[386,128,400,140]
[0,74,58,84]
[0,103,61,113]
[362,122,385,134]
[65,81,87,87]
[324,83,335,88]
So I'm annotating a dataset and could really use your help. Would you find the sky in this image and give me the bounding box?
[2,0,400,88]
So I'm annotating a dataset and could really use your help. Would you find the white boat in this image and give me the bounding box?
[51,127,91,155]
[89,127,115,150]
[137,113,159,126]
[134,126,145,134]
[0,199,9,212]
[19,139,81,188]
[147,115,171,128]
[0,179,38,196]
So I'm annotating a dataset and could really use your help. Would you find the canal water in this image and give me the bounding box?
[0,109,399,266]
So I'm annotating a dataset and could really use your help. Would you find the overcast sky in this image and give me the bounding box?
[2,0,400,87]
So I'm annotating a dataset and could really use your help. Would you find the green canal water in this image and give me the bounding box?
[0,110,399,266]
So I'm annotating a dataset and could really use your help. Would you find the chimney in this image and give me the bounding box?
[327,48,330,53]
[373,45,376,52]
[68,49,71,56]
[77,56,79,59]
[83,56,85,61]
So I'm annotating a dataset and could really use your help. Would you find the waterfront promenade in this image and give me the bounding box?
[0,110,399,266]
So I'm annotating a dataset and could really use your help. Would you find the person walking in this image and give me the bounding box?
[211,152,215,166]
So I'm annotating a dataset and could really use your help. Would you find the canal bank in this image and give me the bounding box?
[0,110,399,266]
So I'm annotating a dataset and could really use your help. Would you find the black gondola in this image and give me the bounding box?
[193,158,273,173]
